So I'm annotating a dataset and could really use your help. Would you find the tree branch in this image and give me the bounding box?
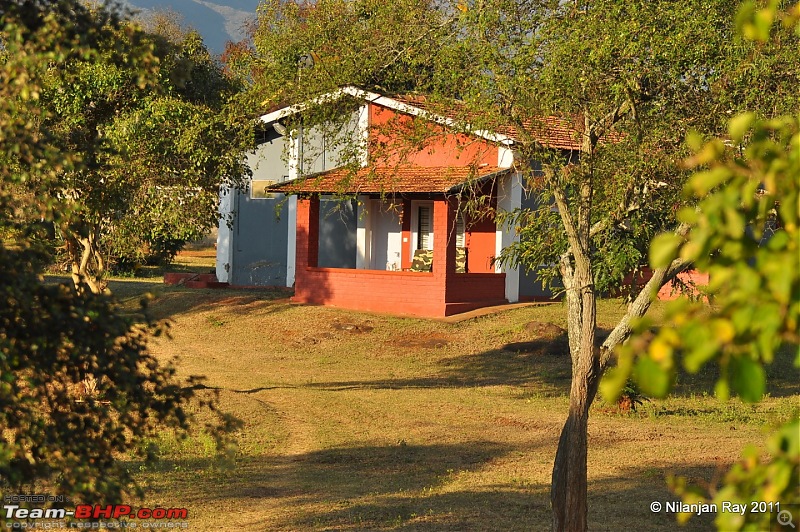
[549,168,587,262]
[598,223,692,370]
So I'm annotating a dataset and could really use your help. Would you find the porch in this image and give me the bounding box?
[287,166,512,317]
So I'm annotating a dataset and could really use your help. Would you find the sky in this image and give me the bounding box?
[124,0,260,54]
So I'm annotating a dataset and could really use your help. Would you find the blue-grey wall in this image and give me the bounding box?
[231,191,289,286]
[228,129,291,286]
[318,198,357,268]
[226,111,364,285]
[520,267,558,298]
[518,170,557,299]
[300,112,363,175]
[250,129,291,182]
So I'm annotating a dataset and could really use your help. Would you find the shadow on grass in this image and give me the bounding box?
[43,275,294,321]
[268,476,717,532]
[671,343,800,399]
[140,440,519,503]
[284,334,797,405]
[282,347,571,394]
[149,289,294,320]
[294,332,589,394]
[138,443,720,531]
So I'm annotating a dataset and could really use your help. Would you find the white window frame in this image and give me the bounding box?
[411,201,434,251]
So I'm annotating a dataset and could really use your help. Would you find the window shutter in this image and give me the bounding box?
[418,206,431,250]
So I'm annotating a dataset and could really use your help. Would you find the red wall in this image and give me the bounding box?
[294,268,506,317]
[461,181,498,274]
[296,268,446,316]
[445,273,507,315]
[294,197,507,317]
[369,104,498,168]
[465,217,497,273]
[657,270,710,301]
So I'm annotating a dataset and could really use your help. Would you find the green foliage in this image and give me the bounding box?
[483,0,797,297]
[603,6,800,529]
[101,94,247,267]
[708,419,799,531]
[606,112,799,404]
[6,3,251,288]
[248,0,457,111]
[2,245,185,501]
[0,0,239,505]
[142,9,241,108]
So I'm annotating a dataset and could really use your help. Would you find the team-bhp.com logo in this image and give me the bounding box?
[74,507,187,520]
[4,505,188,520]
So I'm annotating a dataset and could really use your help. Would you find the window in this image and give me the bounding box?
[417,206,432,250]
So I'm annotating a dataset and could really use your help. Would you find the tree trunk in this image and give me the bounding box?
[546,101,691,529]
[549,252,691,531]
[551,253,599,531]
[65,225,105,294]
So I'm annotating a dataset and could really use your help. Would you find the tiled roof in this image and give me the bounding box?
[496,117,586,151]
[272,165,512,194]
[392,94,586,151]
[258,87,611,152]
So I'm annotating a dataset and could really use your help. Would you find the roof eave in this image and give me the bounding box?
[445,167,513,194]
[257,86,517,147]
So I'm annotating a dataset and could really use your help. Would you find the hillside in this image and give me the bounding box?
[125,0,259,54]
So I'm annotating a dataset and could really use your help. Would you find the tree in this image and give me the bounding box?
[30,5,250,291]
[0,0,236,505]
[455,3,797,529]
[244,0,797,529]
[603,6,799,530]
[244,0,459,111]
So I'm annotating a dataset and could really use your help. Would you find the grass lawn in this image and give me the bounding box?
[101,258,798,531]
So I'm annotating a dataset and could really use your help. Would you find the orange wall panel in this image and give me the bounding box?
[369,104,498,168]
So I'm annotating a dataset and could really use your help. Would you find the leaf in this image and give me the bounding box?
[599,366,627,403]
[768,419,800,458]
[730,356,766,403]
[599,349,635,402]
[684,140,725,170]
[649,337,673,362]
[710,319,736,344]
[737,2,777,42]
[684,342,719,374]
[686,167,733,197]
[685,130,705,152]
[723,207,746,238]
[714,496,746,531]
[714,379,730,401]
[633,356,672,398]
[728,112,755,143]
[649,232,682,268]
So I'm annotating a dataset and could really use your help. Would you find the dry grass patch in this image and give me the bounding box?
[106,283,798,531]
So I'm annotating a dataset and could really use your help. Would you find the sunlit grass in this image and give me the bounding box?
[104,277,799,531]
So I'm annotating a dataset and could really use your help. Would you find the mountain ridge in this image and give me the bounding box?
[124,0,259,54]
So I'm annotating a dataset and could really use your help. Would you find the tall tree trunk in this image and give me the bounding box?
[549,247,691,531]
[546,105,691,530]
[550,110,600,531]
[551,252,599,531]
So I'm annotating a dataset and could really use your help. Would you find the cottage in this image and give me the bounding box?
[216,87,581,316]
